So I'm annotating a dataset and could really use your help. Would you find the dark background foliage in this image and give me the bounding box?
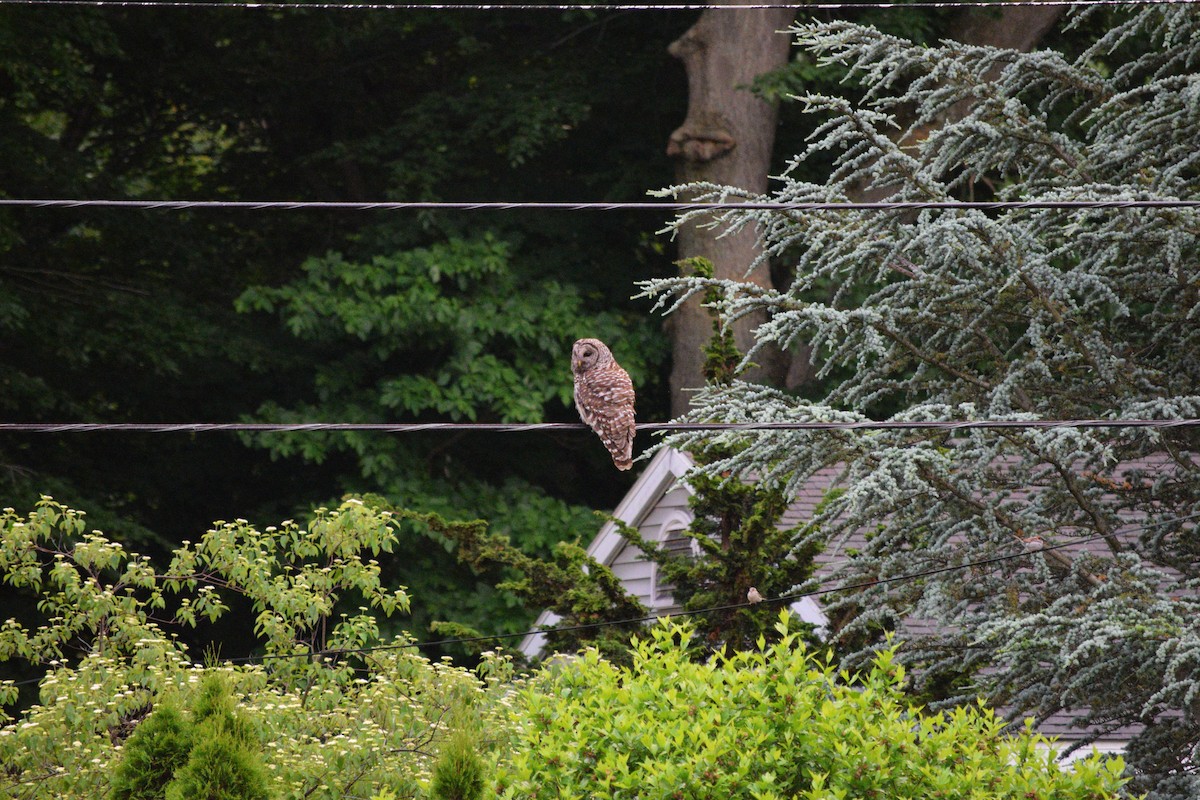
[0,1,1130,656]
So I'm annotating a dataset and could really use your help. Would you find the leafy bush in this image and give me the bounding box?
[109,703,193,800]
[163,675,270,800]
[495,614,1127,800]
[0,497,513,800]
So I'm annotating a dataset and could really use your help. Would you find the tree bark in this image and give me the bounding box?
[945,6,1064,59]
[665,2,797,415]
[665,4,1066,414]
[942,6,1066,121]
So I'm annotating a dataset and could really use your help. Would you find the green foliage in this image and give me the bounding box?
[642,7,1200,798]
[0,499,192,671]
[495,615,1127,800]
[110,675,270,800]
[168,499,411,665]
[430,721,486,800]
[233,233,663,641]
[404,506,647,662]
[615,468,821,655]
[236,235,646,425]
[109,703,193,800]
[0,495,408,677]
[163,675,270,800]
[0,495,1130,800]
[188,673,257,747]
[676,257,744,386]
[164,730,270,800]
[0,497,515,800]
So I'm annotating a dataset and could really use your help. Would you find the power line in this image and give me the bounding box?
[236,510,1200,665]
[2,198,1199,212]
[1,419,1197,433]
[231,532,1117,664]
[2,0,1197,9]
[5,511,1196,687]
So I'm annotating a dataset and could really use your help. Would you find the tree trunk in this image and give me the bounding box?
[665,2,797,416]
[665,4,1066,414]
[946,6,1064,60]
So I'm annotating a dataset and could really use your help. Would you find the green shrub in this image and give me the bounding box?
[430,725,486,800]
[164,675,270,800]
[189,673,256,746]
[108,703,193,800]
[495,613,1127,800]
[164,727,271,800]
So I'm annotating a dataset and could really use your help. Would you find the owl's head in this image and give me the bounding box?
[572,338,612,373]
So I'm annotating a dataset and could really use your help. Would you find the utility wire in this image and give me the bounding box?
[231,532,1118,664]
[1,419,1198,433]
[1,0,1197,9]
[2,198,1200,212]
[235,510,1200,665]
[5,511,1196,686]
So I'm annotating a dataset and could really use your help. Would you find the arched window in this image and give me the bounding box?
[650,511,698,608]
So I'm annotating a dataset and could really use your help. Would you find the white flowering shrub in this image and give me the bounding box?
[641,7,1199,798]
[0,497,514,799]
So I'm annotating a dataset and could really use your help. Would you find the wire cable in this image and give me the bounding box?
[1,0,1197,9]
[4,511,1195,686]
[1,419,1197,433]
[236,509,1200,664]
[2,198,1199,212]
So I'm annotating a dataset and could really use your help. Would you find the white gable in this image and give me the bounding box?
[519,447,693,657]
[519,448,829,658]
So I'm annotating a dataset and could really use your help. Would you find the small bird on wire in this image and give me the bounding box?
[747,586,764,604]
[571,338,636,470]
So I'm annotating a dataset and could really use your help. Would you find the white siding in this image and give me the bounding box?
[603,487,696,612]
[609,543,653,602]
[638,486,692,532]
[519,448,697,658]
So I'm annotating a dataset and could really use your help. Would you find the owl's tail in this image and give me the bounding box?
[609,426,635,470]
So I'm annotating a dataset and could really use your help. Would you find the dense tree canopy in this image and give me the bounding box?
[0,3,687,642]
[643,6,1200,798]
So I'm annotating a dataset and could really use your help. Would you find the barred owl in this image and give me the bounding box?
[572,338,636,470]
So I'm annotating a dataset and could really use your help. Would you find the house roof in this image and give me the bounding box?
[518,447,695,657]
[523,447,1190,747]
[583,447,697,568]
